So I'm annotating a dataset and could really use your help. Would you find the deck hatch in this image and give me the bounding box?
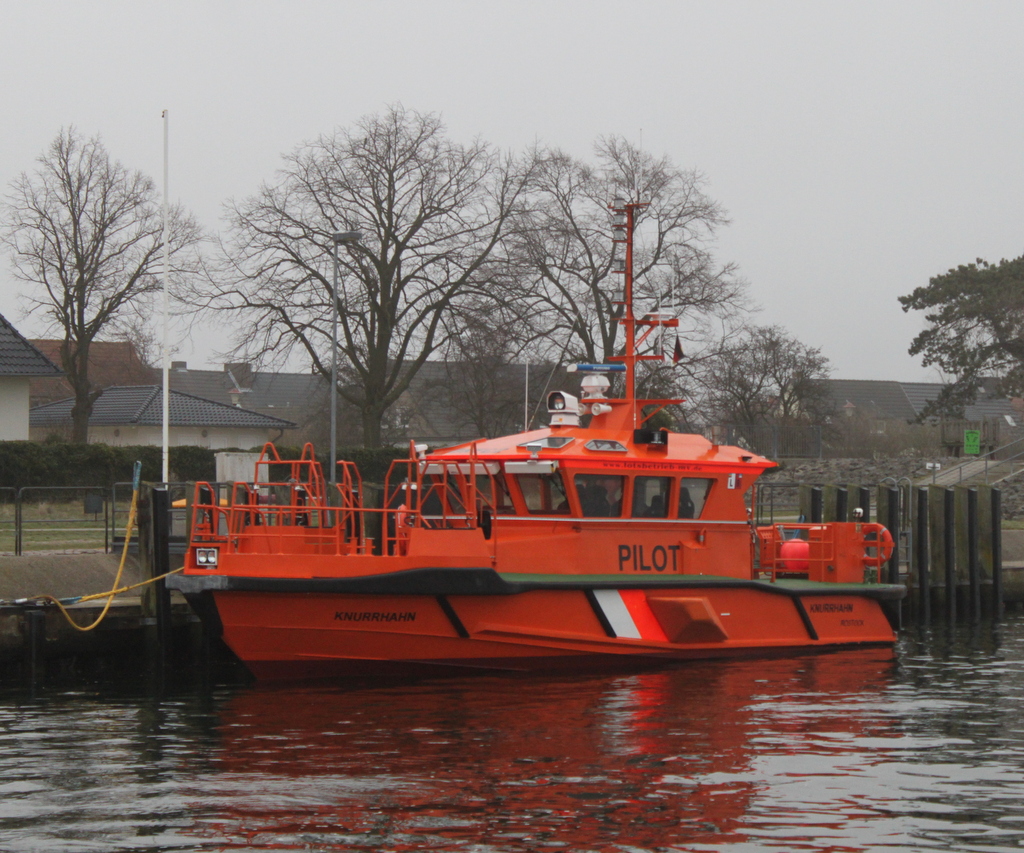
[585,439,627,453]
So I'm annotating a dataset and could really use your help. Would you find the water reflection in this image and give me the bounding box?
[198,649,900,850]
[4,623,1024,850]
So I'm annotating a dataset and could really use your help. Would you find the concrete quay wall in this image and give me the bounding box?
[0,552,191,665]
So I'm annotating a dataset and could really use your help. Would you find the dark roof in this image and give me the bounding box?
[165,365,325,417]
[824,378,1018,422]
[30,385,297,429]
[900,381,1018,422]
[824,380,918,421]
[0,315,62,377]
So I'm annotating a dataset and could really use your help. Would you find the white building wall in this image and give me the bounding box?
[85,426,281,450]
[0,377,30,440]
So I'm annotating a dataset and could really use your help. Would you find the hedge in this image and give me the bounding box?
[0,442,213,489]
[0,442,410,490]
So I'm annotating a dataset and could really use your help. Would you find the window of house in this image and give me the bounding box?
[632,476,671,518]
[678,477,714,519]
[574,473,625,518]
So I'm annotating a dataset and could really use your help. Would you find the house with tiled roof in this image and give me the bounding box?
[28,339,153,408]
[0,314,62,440]
[899,380,1020,424]
[824,378,1019,424]
[823,378,1022,452]
[27,347,330,445]
[824,379,919,422]
[164,362,327,445]
[30,385,296,449]
[22,343,561,448]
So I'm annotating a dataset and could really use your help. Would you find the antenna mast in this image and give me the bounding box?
[609,197,645,423]
[608,197,683,429]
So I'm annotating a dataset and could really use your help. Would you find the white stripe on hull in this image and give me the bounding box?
[592,589,641,639]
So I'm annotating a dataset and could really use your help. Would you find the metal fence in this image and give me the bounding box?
[753,481,803,525]
[0,483,189,556]
[0,487,16,553]
[8,486,109,555]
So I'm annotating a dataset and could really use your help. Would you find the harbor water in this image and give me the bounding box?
[4,617,1024,851]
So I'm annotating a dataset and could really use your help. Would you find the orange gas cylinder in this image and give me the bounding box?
[778,537,810,572]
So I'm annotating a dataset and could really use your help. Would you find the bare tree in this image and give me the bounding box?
[426,298,547,438]
[702,325,833,426]
[518,138,748,382]
[205,106,533,447]
[0,128,203,442]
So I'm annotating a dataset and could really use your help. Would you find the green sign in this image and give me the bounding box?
[964,429,981,455]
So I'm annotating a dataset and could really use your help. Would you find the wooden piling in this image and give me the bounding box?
[944,487,956,621]
[967,488,981,622]
[954,487,966,611]
[974,485,996,618]
[834,486,849,522]
[137,485,159,659]
[878,486,901,586]
[927,485,948,613]
[151,486,172,658]
[992,488,1003,620]
[810,486,823,523]
[858,486,872,522]
[915,487,930,623]
[23,609,45,682]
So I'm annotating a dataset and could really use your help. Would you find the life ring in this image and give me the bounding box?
[865,525,895,565]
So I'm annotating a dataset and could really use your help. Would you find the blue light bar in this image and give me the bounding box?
[567,363,627,373]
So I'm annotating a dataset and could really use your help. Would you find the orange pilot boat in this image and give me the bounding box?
[170,200,905,679]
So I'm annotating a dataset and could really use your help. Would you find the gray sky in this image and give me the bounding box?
[1,0,1021,381]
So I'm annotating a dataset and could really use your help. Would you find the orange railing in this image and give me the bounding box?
[189,443,497,560]
[756,522,895,584]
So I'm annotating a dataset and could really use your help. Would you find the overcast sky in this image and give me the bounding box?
[1,0,1021,382]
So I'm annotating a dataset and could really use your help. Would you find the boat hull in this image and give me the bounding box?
[178,574,903,680]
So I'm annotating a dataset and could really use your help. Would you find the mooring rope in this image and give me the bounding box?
[23,462,184,633]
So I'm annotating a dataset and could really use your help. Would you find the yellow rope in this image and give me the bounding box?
[32,480,182,632]
[73,567,184,603]
[35,567,186,632]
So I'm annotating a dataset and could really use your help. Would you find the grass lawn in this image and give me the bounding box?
[0,499,135,552]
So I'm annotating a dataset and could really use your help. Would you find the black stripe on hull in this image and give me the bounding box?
[436,595,470,638]
[791,597,819,640]
[585,589,617,637]
[169,567,907,602]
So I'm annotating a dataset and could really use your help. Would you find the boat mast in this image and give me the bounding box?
[606,197,683,431]
[610,197,646,425]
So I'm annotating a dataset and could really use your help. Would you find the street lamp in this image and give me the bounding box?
[330,230,361,484]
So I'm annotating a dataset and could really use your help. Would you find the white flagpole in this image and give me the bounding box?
[161,109,170,483]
